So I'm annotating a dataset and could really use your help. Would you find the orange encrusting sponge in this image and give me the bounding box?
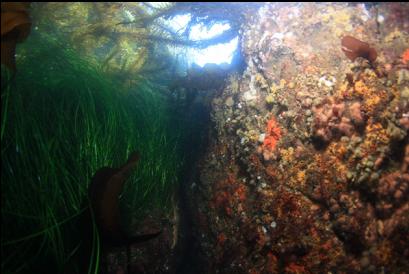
[263,117,281,151]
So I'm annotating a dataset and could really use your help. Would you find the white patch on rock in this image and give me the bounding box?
[318,76,336,88]
[258,133,266,143]
[243,74,258,101]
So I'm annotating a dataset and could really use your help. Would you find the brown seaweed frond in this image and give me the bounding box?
[341,35,377,63]
[1,2,32,71]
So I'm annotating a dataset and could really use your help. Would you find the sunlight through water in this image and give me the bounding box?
[167,14,238,67]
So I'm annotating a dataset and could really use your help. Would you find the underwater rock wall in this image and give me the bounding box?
[189,3,408,273]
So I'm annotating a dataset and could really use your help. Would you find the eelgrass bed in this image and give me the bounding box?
[1,31,182,274]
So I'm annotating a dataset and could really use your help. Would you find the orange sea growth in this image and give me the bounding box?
[402,48,409,64]
[263,116,282,151]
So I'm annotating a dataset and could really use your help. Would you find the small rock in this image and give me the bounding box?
[258,133,266,143]
[401,87,409,98]
[303,98,313,108]
[225,96,234,107]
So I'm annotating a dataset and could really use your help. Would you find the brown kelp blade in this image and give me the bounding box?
[341,35,377,63]
[88,152,143,246]
[127,230,162,245]
[1,2,32,71]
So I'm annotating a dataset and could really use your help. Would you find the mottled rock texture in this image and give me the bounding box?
[189,3,409,273]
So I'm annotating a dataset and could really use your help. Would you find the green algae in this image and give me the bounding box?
[1,30,183,274]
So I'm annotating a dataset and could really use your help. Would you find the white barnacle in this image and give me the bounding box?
[318,76,336,88]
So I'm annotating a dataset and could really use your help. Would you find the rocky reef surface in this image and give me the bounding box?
[187,3,409,273]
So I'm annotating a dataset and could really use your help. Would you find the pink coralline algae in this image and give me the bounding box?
[376,172,409,218]
[349,102,364,124]
[329,192,375,238]
[312,97,364,144]
[381,203,409,238]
